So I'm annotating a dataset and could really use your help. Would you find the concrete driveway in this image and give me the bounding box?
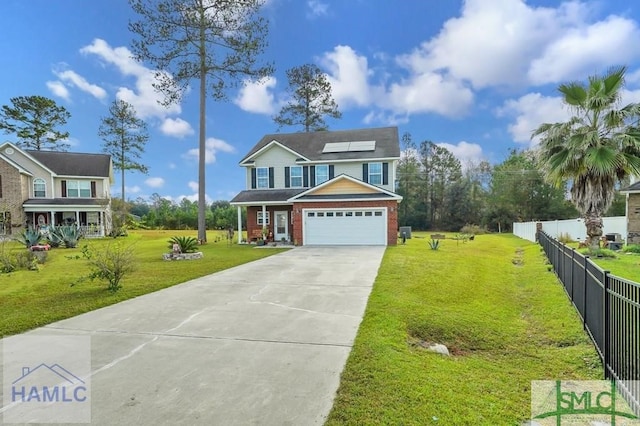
[1,246,385,425]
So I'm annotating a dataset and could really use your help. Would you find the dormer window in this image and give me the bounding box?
[33,178,46,198]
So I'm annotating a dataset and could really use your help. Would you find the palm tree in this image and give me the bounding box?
[533,66,640,250]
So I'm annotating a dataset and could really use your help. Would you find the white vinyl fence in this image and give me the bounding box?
[513,217,627,243]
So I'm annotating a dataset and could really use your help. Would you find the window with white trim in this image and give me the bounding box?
[256,167,269,189]
[368,162,382,185]
[315,165,329,185]
[290,166,303,188]
[67,180,91,198]
[33,178,46,197]
[257,211,270,225]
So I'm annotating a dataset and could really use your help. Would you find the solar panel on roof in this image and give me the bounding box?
[348,140,376,151]
[322,142,350,153]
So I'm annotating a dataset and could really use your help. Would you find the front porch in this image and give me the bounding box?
[24,200,111,239]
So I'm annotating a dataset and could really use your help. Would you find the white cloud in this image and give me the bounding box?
[307,0,328,18]
[168,163,177,169]
[321,45,372,108]
[125,185,142,194]
[436,141,485,166]
[498,92,570,146]
[54,69,107,100]
[46,81,70,101]
[183,137,235,164]
[188,181,199,191]
[234,76,278,114]
[160,117,194,138]
[175,192,212,204]
[80,38,181,119]
[145,177,165,188]
[529,16,640,85]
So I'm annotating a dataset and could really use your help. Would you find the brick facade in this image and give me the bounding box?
[246,206,294,242]
[0,158,27,234]
[291,200,399,246]
[627,194,640,243]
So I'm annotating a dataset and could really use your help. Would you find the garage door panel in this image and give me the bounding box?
[304,209,386,245]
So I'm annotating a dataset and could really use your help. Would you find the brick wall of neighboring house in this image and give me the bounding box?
[627,193,640,243]
[292,200,399,246]
[0,158,27,233]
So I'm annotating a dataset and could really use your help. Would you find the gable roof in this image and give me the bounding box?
[240,126,400,164]
[27,150,111,177]
[289,174,402,202]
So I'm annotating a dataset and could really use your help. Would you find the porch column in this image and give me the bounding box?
[75,211,79,226]
[99,211,104,236]
[236,206,242,244]
[50,210,55,226]
[262,204,267,231]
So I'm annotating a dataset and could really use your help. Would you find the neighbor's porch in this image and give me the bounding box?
[25,209,110,238]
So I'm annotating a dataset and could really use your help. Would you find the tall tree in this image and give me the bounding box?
[129,0,273,242]
[99,100,149,202]
[273,63,341,132]
[396,132,425,228]
[0,95,71,151]
[533,66,640,249]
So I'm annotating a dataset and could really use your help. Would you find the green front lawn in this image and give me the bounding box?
[326,233,601,425]
[0,230,287,336]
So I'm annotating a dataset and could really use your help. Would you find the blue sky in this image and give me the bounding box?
[2,0,640,203]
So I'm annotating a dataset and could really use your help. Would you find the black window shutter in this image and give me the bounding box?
[251,168,256,189]
[268,167,274,188]
[0,175,3,198]
[362,164,368,183]
[284,167,290,188]
[329,165,334,179]
[382,163,389,185]
[310,166,316,187]
[61,180,67,197]
[303,166,309,187]
[90,181,97,198]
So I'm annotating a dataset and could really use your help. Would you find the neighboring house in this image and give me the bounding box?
[0,142,112,237]
[621,181,640,243]
[230,126,402,246]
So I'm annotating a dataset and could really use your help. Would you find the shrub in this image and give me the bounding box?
[15,251,40,271]
[578,248,617,258]
[622,244,640,254]
[168,236,199,253]
[557,232,574,244]
[15,228,42,248]
[46,226,64,248]
[460,224,488,235]
[73,243,136,292]
[0,240,16,273]
[429,239,440,250]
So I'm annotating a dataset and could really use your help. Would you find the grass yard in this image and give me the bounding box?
[0,230,287,337]
[326,233,602,425]
[588,252,640,282]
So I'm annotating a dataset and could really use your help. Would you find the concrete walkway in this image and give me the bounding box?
[2,246,385,425]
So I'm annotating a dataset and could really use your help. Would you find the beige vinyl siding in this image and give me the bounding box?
[312,179,379,195]
[249,145,299,189]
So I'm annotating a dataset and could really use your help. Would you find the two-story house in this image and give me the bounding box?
[230,126,402,246]
[0,142,113,237]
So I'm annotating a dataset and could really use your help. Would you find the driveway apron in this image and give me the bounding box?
[1,246,385,425]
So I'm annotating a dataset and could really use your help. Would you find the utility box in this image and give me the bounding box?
[399,226,412,239]
[605,233,622,242]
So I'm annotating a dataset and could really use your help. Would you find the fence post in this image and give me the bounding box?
[583,255,589,330]
[603,270,610,380]
[570,248,575,300]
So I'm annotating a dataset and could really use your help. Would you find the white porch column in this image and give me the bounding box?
[236,206,242,244]
[75,211,79,226]
[262,205,267,231]
[50,210,55,226]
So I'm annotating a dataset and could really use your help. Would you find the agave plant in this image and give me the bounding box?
[168,236,199,253]
[57,225,83,248]
[428,239,440,251]
[46,225,64,248]
[15,227,42,248]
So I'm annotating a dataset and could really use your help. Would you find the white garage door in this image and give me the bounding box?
[303,208,387,245]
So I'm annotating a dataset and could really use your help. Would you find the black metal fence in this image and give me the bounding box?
[538,231,639,415]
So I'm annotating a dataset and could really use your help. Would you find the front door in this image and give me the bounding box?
[274,211,288,242]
